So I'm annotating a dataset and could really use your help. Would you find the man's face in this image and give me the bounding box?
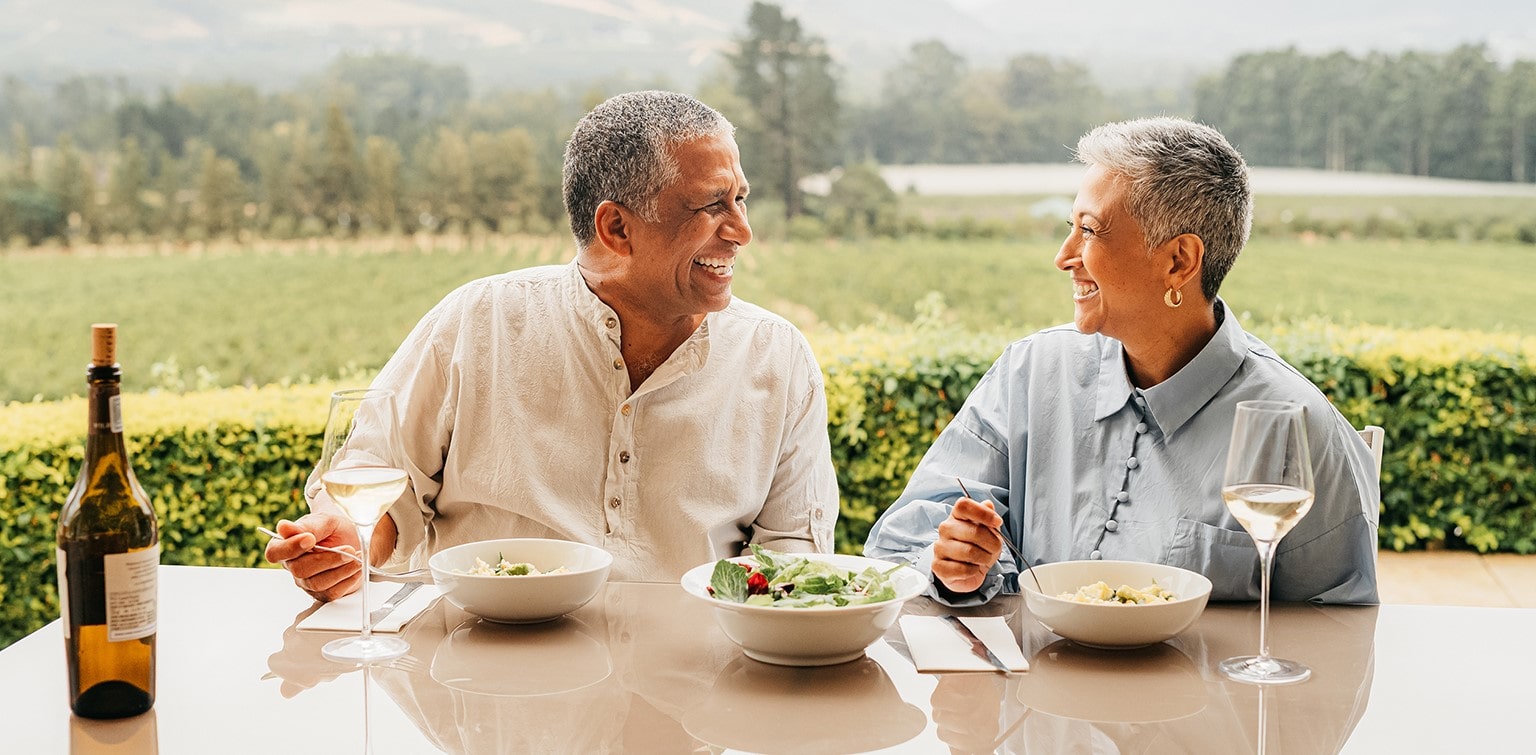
[621,132,752,324]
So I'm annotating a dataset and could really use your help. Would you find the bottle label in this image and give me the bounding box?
[56,548,71,640]
[104,544,159,642]
[109,395,123,434]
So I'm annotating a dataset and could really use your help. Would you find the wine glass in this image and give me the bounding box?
[1218,400,1315,685]
[318,388,411,664]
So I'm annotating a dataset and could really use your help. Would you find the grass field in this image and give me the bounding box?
[3,231,1535,402]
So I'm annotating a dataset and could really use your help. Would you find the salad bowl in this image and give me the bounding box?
[428,538,612,624]
[680,550,928,666]
[1020,560,1212,649]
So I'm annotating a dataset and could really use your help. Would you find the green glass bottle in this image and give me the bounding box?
[56,323,158,719]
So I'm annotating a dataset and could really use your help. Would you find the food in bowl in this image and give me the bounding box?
[1059,580,1176,604]
[1022,560,1212,649]
[428,538,612,624]
[455,556,570,577]
[681,551,928,666]
[705,545,905,608]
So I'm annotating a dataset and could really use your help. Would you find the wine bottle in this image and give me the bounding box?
[56,323,158,719]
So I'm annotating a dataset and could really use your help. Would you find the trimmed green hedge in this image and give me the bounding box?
[4,320,1535,648]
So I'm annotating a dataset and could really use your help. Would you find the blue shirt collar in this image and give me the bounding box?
[1092,298,1248,439]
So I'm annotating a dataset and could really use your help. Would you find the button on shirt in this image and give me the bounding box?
[329,262,839,581]
[864,299,1379,605]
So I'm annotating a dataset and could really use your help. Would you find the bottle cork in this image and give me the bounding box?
[91,323,117,366]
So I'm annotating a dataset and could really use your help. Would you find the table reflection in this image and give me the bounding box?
[263,581,1377,755]
[924,603,1377,754]
[70,709,158,755]
[682,656,926,754]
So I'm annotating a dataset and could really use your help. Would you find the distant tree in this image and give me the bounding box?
[1429,45,1499,180]
[825,161,898,236]
[45,135,97,242]
[106,137,151,236]
[321,54,471,156]
[178,83,267,177]
[728,1,840,220]
[284,120,320,219]
[194,145,244,237]
[317,103,361,227]
[360,135,403,232]
[413,127,473,229]
[999,54,1102,162]
[1495,61,1536,182]
[865,40,969,163]
[468,128,538,230]
[147,147,184,236]
[10,123,33,188]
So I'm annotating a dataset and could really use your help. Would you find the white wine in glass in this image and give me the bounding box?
[318,388,410,664]
[1219,400,1314,685]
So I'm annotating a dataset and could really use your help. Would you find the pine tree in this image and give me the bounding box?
[727,2,840,220]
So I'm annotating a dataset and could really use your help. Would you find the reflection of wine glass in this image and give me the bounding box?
[1219,400,1314,685]
[319,388,410,663]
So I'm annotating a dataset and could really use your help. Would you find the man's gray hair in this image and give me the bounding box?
[1074,117,1252,301]
[562,90,734,250]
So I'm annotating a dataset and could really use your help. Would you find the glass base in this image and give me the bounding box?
[322,634,409,663]
[1219,655,1311,685]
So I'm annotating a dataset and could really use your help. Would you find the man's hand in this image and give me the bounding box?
[932,497,1006,594]
[264,513,363,602]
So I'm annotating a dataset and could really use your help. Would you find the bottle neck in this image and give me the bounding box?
[84,365,130,461]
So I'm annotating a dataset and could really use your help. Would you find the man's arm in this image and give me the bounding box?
[748,345,839,554]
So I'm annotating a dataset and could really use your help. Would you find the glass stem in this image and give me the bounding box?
[358,524,373,643]
[1257,538,1277,661]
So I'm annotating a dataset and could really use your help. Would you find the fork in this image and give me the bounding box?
[955,478,1044,592]
[256,526,431,583]
[256,526,362,564]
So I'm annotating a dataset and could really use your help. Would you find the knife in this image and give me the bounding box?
[941,615,1013,675]
[370,582,424,625]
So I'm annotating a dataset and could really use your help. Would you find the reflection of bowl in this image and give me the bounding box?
[429,538,612,624]
[1017,639,1209,723]
[1021,560,1212,649]
[429,615,613,697]
[682,656,926,754]
[679,554,927,666]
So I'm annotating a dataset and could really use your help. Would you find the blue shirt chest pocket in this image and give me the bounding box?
[1164,518,1261,601]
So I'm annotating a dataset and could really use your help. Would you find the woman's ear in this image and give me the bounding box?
[1164,232,1205,295]
[593,200,633,257]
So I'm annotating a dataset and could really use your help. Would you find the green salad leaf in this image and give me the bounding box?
[706,547,908,608]
[709,559,749,603]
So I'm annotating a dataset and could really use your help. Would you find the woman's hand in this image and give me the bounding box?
[932,497,1006,594]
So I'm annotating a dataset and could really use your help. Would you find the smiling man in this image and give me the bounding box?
[864,117,1379,607]
[266,91,839,600]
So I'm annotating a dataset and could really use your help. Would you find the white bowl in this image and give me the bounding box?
[1021,560,1212,649]
[428,538,612,624]
[679,553,928,667]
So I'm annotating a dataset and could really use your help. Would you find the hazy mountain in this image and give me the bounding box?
[1,0,1531,93]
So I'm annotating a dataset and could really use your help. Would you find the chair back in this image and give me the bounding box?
[1358,425,1385,481]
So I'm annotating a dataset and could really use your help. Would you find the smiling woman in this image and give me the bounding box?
[864,116,1383,610]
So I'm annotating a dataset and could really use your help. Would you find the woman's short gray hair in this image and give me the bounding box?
[562,90,734,250]
[1074,117,1252,301]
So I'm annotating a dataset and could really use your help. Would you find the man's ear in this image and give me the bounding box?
[1163,232,1205,296]
[593,200,633,257]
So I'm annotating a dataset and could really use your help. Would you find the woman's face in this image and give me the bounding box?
[1054,164,1168,342]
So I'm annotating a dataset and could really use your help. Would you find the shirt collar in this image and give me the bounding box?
[564,260,714,386]
[1092,298,1248,439]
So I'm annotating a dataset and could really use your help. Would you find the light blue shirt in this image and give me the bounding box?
[864,300,1380,605]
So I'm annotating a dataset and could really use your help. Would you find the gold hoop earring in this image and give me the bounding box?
[1164,288,1183,308]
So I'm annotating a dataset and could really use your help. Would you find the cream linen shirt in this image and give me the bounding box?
[324,262,839,581]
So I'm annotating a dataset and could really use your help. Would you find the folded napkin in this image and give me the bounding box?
[296,584,441,633]
[899,615,1030,673]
